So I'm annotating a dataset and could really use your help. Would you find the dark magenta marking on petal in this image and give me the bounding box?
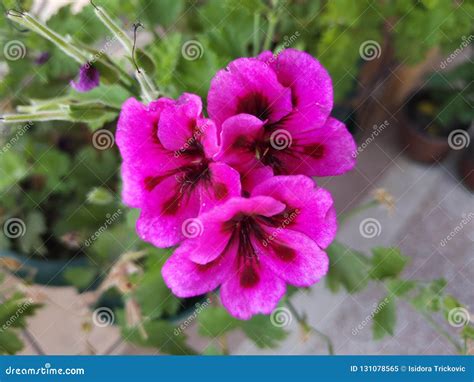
[271,242,296,262]
[144,175,165,191]
[232,135,250,150]
[213,182,228,200]
[303,143,325,159]
[151,122,161,145]
[239,264,260,288]
[236,92,271,121]
[290,88,298,108]
[162,196,180,215]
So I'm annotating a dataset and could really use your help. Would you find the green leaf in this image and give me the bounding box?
[197,306,239,338]
[0,292,41,330]
[117,311,196,355]
[87,187,114,205]
[0,150,28,193]
[33,149,70,190]
[202,345,224,355]
[443,295,462,315]
[325,242,369,293]
[63,266,98,291]
[71,84,130,109]
[140,0,185,28]
[386,279,416,297]
[240,315,288,348]
[461,325,474,340]
[372,296,397,340]
[0,330,24,355]
[198,306,288,348]
[18,211,47,255]
[411,279,447,312]
[68,102,118,130]
[134,251,181,319]
[370,247,408,280]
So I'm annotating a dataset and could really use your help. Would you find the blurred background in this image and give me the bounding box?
[0,0,472,355]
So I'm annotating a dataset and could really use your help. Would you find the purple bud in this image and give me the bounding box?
[70,63,100,92]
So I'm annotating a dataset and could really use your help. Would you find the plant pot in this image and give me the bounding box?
[398,117,451,163]
[0,250,99,289]
[459,146,474,192]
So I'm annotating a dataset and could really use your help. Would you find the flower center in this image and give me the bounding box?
[236,92,271,121]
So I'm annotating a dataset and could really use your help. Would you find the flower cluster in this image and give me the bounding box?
[116,49,356,319]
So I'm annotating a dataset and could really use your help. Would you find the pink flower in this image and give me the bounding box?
[208,49,356,177]
[116,93,241,247]
[162,175,336,319]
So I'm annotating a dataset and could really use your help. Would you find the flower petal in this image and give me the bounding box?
[136,174,200,247]
[251,175,337,248]
[220,256,286,320]
[70,63,100,92]
[162,240,236,298]
[158,93,203,151]
[116,98,178,207]
[188,196,286,265]
[216,114,264,174]
[200,162,242,211]
[208,58,293,129]
[259,49,333,130]
[276,117,356,176]
[256,228,329,287]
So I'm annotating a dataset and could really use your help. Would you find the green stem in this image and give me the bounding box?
[91,4,133,54]
[263,14,278,51]
[253,12,261,56]
[262,0,280,51]
[0,111,70,123]
[285,299,334,355]
[7,11,86,63]
[418,310,464,353]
